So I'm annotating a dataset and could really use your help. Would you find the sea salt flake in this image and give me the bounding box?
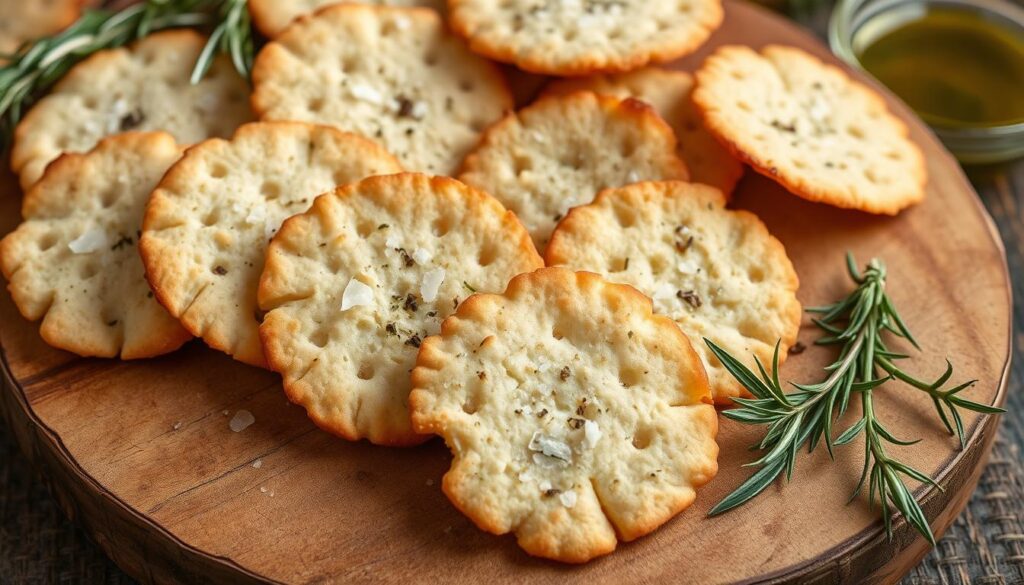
[560,490,577,508]
[245,204,266,225]
[341,278,373,311]
[421,268,446,303]
[528,432,572,463]
[583,420,602,448]
[229,410,255,432]
[68,227,108,254]
[539,480,552,492]
[653,282,678,300]
[252,459,263,469]
[412,247,432,265]
[351,83,384,105]
[518,470,533,482]
[532,453,562,469]
[385,233,402,248]
[808,96,831,123]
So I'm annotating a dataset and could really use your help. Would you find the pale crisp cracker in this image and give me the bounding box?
[248,0,446,37]
[0,132,191,359]
[258,173,543,445]
[251,4,512,175]
[546,181,801,403]
[458,91,689,252]
[12,30,253,190]
[140,121,402,368]
[448,0,722,76]
[410,267,718,562]
[0,0,82,57]
[543,67,743,196]
[693,45,926,214]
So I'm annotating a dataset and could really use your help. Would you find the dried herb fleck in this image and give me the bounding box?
[677,290,702,308]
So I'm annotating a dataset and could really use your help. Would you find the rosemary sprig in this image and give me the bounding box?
[0,0,254,150]
[706,253,1002,544]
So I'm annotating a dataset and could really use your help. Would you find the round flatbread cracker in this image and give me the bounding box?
[0,132,191,359]
[458,91,689,252]
[258,173,543,446]
[545,181,801,404]
[0,0,82,56]
[543,67,743,196]
[693,44,926,214]
[251,4,512,175]
[248,0,446,38]
[11,30,253,191]
[140,121,402,368]
[410,267,718,563]
[447,0,722,76]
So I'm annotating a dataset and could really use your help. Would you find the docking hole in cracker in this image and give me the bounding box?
[410,267,718,563]
[257,173,542,446]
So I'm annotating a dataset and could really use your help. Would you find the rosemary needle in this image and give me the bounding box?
[0,0,255,151]
[706,253,1002,544]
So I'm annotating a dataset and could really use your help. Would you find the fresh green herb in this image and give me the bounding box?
[0,0,254,150]
[705,253,1002,544]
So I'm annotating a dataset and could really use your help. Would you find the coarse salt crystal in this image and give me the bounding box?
[532,453,562,469]
[229,410,255,432]
[560,490,577,508]
[521,404,534,416]
[341,278,373,311]
[529,432,572,463]
[172,421,182,430]
[385,233,402,248]
[518,470,533,482]
[626,170,640,183]
[394,15,411,29]
[252,459,263,468]
[410,101,428,119]
[421,268,446,303]
[351,83,384,105]
[260,486,267,493]
[809,97,831,122]
[653,282,678,300]
[677,259,699,274]
[539,480,552,492]
[583,420,601,448]
[245,204,266,225]
[412,247,432,265]
[68,227,108,254]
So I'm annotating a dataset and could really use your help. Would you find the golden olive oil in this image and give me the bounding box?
[854,5,1024,128]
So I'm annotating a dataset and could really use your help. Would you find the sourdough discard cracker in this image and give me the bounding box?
[545,181,801,403]
[251,4,512,175]
[447,0,722,76]
[543,68,743,196]
[0,133,191,359]
[248,0,446,37]
[258,173,543,446]
[693,45,926,214]
[458,91,688,252]
[410,267,718,563]
[140,121,402,368]
[11,30,252,191]
[0,0,82,57]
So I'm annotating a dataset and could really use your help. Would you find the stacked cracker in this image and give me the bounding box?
[1,0,927,565]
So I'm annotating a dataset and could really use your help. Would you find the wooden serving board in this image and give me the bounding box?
[0,2,1011,583]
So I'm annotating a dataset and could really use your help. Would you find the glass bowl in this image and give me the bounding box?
[829,0,1024,164]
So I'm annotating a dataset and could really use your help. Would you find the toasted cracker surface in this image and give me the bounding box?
[458,91,688,252]
[0,0,82,57]
[410,267,718,562]
[140,121,402,368]
[248,0,446,37]
[251,4,512,175]
[0,132,191,359]
[693,45,926,214]
[258,173,543,445]
[11,30,252,191]
[447,0,722,76]
[545,181,801,403]
[543,67,743,196]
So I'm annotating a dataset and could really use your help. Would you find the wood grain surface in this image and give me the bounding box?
[0,2,1012,583]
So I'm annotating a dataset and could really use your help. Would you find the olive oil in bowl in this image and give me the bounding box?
[830,0,1024,163]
